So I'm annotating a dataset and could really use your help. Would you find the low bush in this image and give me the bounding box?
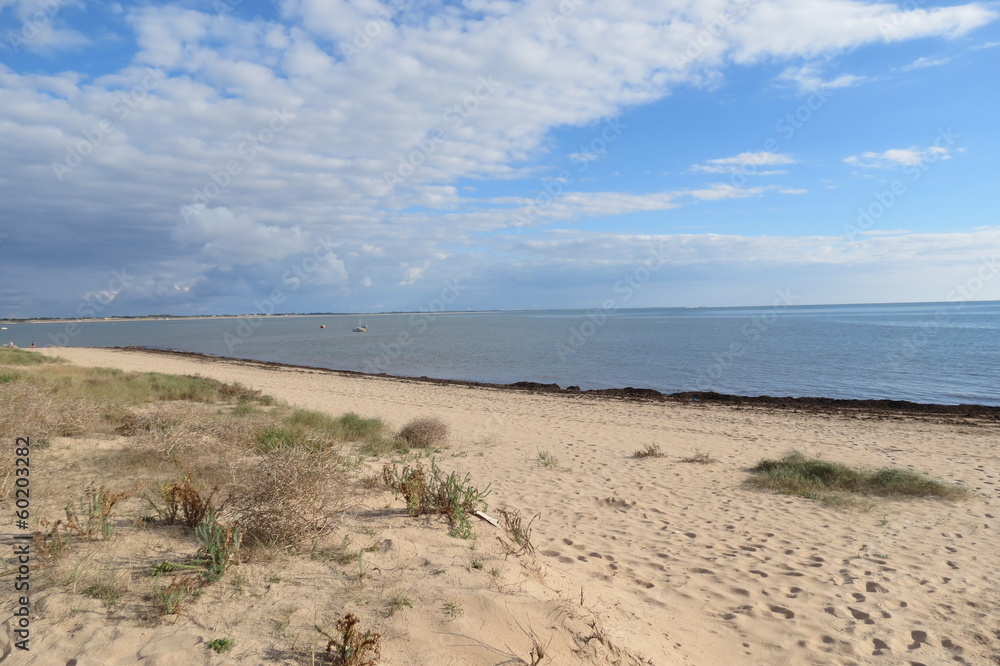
[746,450,969,501]
[397,417,449,448]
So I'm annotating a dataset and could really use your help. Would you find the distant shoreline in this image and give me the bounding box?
[6,299,998,325]
[0,311,503,325]
[109,345,1000,419]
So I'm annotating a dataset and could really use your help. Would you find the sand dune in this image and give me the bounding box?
[13,347,1000,665]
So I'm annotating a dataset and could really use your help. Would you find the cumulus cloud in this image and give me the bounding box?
[778,64,867,94]
[844,145,952,169]
[1,0,997,315]
[901,55,954,70]
[690,151,797,175]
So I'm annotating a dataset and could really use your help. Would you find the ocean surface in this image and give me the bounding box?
[7,301,999,406]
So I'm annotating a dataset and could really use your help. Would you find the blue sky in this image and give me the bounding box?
[1,0,999,317]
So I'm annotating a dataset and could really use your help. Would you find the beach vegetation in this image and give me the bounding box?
[0,347,65,365]
[495,507,537,556]
[153,575,199,616]
[2,355,561,662]
[386,595,412,617]
[322,613,381,666]
[678,449,718,464]
[81,580,127,608]
[255,423,310,451]
[536,450,559,468]
[194,510,242,582]
[207,637,236,654]
[746,451,969,502]
[632,443,665,458]
[381,460,490,539]
[397,416,449,448]
[288,409,388,443]
[147,476,219,528]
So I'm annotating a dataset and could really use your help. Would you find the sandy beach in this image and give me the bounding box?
[8,346,1000,665]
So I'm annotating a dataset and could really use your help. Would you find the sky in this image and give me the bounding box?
[1,0,999,317]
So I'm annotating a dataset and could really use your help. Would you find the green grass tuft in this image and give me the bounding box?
[0,348,65,365]
[255,424,310,452]
[207,637,236,653]
[746,450,969,502]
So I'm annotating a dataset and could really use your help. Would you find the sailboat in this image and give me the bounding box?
[352,318,367,332]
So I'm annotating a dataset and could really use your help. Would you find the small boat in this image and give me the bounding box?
[352,318,367,333]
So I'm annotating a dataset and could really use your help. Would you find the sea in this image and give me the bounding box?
[6,301,999,406]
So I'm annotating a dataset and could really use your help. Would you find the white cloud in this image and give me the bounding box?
[687,184,769,201]
[844,145,952,169]
[690,151,796,175]
[731,0,997,62]
[2,0,89,53]
[901,56,954,70]
[2,0,998,314]
[778,64,867,94]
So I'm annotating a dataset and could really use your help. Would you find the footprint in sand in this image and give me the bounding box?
[908,630,928,649]
[872,638,891,655]
[849,607,875,624]
[767,604,795,619]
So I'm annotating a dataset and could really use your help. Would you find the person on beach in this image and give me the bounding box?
[29,341,36,348]
[6,341,13,348]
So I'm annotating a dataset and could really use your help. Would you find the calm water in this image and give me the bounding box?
[7,301,999,406]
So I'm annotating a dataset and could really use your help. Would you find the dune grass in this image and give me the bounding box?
[3,353,500,660]
[0,347,66,365]
[287,409,388,443]
[746,450,969,502]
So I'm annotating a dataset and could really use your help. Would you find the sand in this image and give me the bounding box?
[8,346,1000,665]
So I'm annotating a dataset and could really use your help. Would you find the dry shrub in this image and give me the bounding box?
[227,449,351,547]
[679,449,718,464]
[0,380,97,438]
[113,410,182,436]
[325,613,381,666]
[496,507,538,556]
[151,477,219,528]
[632,444,665,459]
[397,416,449,448]
[204,410,275,453]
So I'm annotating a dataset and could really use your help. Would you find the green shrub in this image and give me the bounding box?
[747,451,969,501]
